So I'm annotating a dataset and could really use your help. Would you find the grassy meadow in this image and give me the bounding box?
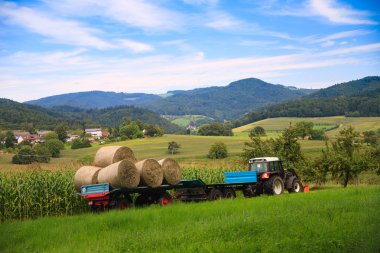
[0,186,379,253]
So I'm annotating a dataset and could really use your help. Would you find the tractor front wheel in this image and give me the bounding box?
[289,179,304,193]
[264,176,284,195]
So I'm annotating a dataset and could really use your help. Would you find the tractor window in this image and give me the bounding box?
[269,162,276,172]
[250,162,267,173]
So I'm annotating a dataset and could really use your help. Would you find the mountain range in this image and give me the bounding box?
[26,78,315,121]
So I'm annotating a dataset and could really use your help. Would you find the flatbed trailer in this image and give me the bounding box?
[80,171,261,210]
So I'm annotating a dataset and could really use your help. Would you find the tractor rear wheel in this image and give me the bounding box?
[264,176,284,195]
[208,188,223,201]
[289,179,304,193]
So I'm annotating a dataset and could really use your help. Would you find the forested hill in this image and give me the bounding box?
[26,91,162,109]
[0,99,182,133]
[234,76,380,127]
[140,78,315,121]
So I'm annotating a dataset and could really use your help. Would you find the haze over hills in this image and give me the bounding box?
[234,76,380,127]
[26,91,162,109]
[0,98,182,133]
[26,78,316,121]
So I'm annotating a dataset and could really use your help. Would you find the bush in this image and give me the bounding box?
[45,139,64,157]
[198,123,233,136]
[168,141,181,154]
[251,126,266,136]
[71,138,92,149]
[12,146,36,164]
[208,142,228,159]
[310,129,327,140]
[43,132,59,141]
[33,144,51,163]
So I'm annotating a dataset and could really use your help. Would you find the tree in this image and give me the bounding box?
[310,129,327,140]
[241,135,273,163]
[294,121,314,139]
[71,138,92,149]
[54,123,68,142]
[33,144,51,163]
[198,123,233,136]
[168,141,181,155]
[12,146,36,164]
[208,142,228,159]
[251,126,266,136]
[43,132,59,141]
[145,124,164,137]
[45,139,64,157]
[322,127,370,187]
[120,122,143,139]
[5,131,16,148]
[273,126,304,168]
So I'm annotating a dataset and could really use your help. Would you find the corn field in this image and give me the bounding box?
[0,167,239,221]
[0,171,88,222]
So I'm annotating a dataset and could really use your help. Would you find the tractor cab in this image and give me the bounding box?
[248,157,284,179]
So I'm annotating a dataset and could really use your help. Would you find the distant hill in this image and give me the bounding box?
[234,76,380,127]
[0,98,182,133]
[139,78,315,121]
[26,91,162,109]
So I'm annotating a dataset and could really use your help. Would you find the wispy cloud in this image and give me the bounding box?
[3,42,380,101]
[0,2,113,49]
[309,0,377,25]
[43,0,184,32]
[183,0,219,6]
[117,39,153,53]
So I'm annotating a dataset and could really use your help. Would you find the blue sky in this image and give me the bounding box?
[0,0,379,102]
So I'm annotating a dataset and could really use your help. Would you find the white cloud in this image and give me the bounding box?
[43,0,184,32]
[183,0,219,6]
[3,42,380,101]
[205,11,243,30]
[321,40,335,47]
[309,0,376,25]
[118,39,153,53]
[0,2,113,49]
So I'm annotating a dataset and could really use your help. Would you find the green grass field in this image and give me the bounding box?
[233,116,380,137]
[1,186,378,253]
[162,114,215,127]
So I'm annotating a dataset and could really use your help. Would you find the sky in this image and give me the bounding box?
[0,0,379,102]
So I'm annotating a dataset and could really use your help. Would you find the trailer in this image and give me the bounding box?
[80,157,306,211]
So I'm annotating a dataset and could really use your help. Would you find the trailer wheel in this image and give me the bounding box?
[289,179,304,193]
[264,176,284,195]
[135,194,151,208]
[158,192,173,206]
[223,188,236,199]
[116,198,131,210]
[208,188,223,201]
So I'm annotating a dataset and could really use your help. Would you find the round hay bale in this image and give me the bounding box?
[97,160,140,188]
[158,158,181,185]
[94,146,136,167]
[135,159,163,188]
[74,166,102,192]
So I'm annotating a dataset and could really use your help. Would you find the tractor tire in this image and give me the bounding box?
[264,176,284,195]
[288,179,304,193]
[223,188,236,199]
[158,192,173,206]
[208,188,223,201]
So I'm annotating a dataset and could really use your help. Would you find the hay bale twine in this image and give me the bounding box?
[97,160,140,188]
[74,166,102,192]
[158,158,181,185]
[135,159,163,188]
[94,146,136,167]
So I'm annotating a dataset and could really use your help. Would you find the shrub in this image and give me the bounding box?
[198,123,233,136]
[250,126,266,136]
[12,146,36,164]
[33,144,51,163]
[71,138,92,149]
[168,141,181,154]
[208,142,228,159]
[45,139,64,157]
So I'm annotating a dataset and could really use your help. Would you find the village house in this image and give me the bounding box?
[85,128,103,139]
[14,131,40,144]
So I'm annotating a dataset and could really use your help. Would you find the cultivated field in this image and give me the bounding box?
[0,186,378,253]
[233,116,380,137]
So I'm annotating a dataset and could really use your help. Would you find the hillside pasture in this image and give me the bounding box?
[233,116,380,137]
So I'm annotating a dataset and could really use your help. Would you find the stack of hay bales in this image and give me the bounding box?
[74,146,181,192]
